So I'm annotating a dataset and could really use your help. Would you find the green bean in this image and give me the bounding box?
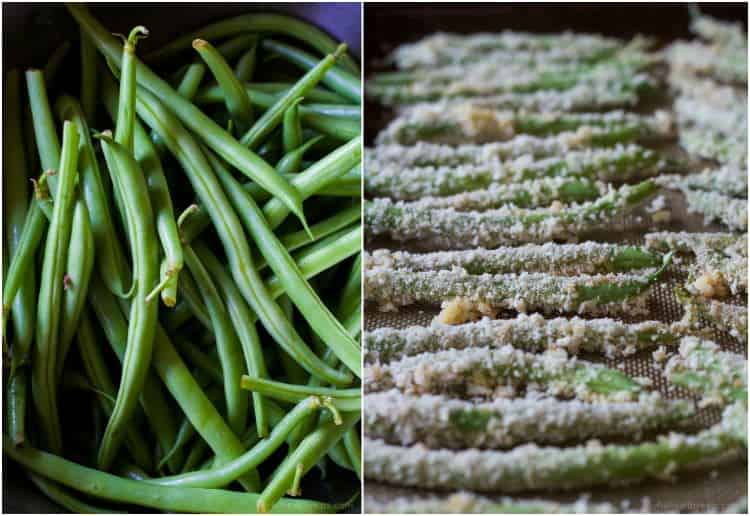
[283,98,303,153]
[177,63,206,99]
[241,376,360,412]
[68,4,308,230]
[239,44,347,150]
[257,411,360,512]
[57,200,95,379]
[80,31,98,120]
[194,38,254,133]
[343,428,361,479]
[208,150,360,378]
[159,415,195,471]
[337,254,361,323]
[145,11,360,74]
[264,136,362,230]
[174,268,211,330]
[234,42,257,83]
[327,441,354,471]
[87,279,182,474]
[114,26,148,151]
[3,70,35,445]
[262,39,361,104]
[31,120,79,454]
[56,95,132,298]
[126,78,349,387]
[28,474,118,514]
[183,245,248,435]
[100,85,184,307]
[95,133,159,471]
[277,135,324,175]
[245,170,360,203]
[4,435,338,513]
[196,82,351,107]
[77,312,153,472]
[194,242,271,438]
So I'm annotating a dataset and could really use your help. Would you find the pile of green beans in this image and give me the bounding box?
[3,4,361,513]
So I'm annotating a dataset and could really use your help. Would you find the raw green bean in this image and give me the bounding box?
[262,39,361,104]
[56,95,131,298]
[208,150,360,378]
[57,200,95,379]
[28,474,118,514]
[241,376,360,412]
[239,82,348,103]
[79,31,98,120]
[196,83,356,115]
[337,254,361,322]
[177,63,206,99]
[194,38,254,133]
[68,4,309,229]
[100,85,183,307]
[31,120,79,454]
[77,312,153,472]
[95,133,159,471]
[174,338,223,384]
[114,26,148,151]
[174,268,211,330]
[258,411,360,512]
[343,429,361,479]
[277,135,325,175]
[4,436,337,513]
[239,44,347,149]
[145,11,359,74]
[283,98,303,153]
[124,78,349,387]
[3,70,35,445]
[183,245,248,435]
[234,42,257,83]
[264,136,362,230]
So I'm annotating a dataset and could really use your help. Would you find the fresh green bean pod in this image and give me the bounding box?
[57,200,95,379]
[283,97,304,153]
[183,245,249,435]
[262,39,361,103]
[193,38,254,133]
[174,268,211,330]
[79,31,98,120]
[31,121,79,454]
[4,436,338,513]
[96,133,160,471]
[100,87,184,307]
[241,376,360,412]
[195,242,271,438]
[343,428,361,479]
[277,135,325,175]
[77,312,153,472]
[68,4,309,230]
[239,44,347,149]
[114,26,148,151]
[234,42,257,83]
[176,62,206,99]
[56,95,132,299]
[195,82,355,113]
[145,11,360,74]
[258,411,360,512]
[87,279,182,474]
[209,151,361,378]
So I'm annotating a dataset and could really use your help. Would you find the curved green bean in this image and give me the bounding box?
[68,4,309,231]
[145,11,359,74]
[32,120,79,454]
[194,38,254,133]
[183,245,248,435]
[277,135,324,175]
[57,200,95,380]
[239,44,347,149]
[114,26,148,151]
[193,242,271,438]
[234,42,257,83]
[28,474,118,514]
[196,82,351,107]
[4,435,338,513]
[56,95,131,299]
[283,98,303,153]
[96,133,159,471]
[262,39,360,103]
[208,150,360,378]
[241,376,360,412]
[177,63,206,99]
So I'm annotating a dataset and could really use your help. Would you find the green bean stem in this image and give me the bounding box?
[31,121,79,454]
